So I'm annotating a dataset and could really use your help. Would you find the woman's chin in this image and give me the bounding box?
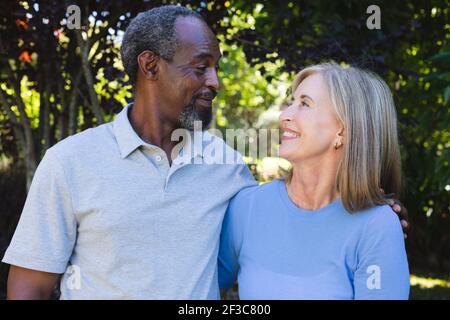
[279,146,312,164]
[279,149,299,162]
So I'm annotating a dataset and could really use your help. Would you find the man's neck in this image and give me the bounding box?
[128,98,179,163]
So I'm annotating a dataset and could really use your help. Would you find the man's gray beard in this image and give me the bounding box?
[178,103,212,131]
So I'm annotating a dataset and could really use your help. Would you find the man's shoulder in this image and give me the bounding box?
[47,122,114,161]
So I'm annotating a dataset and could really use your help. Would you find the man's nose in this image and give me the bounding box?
[205,68,220,91]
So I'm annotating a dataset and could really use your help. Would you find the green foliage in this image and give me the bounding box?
[215,5,290,130]
[0,1,449,299]
[410,273,450,300]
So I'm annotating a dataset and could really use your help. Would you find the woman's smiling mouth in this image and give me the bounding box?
[282,128,301,140]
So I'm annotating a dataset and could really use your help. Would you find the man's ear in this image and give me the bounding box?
[137,51,159,81]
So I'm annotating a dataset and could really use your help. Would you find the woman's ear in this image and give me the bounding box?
[337,126,345,142]
[137,50,159,81]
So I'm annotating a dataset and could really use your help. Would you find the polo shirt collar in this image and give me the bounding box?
[113,103,148,158]
[113,103,205,160]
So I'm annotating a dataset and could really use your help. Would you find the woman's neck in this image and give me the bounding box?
[287,157,340,210]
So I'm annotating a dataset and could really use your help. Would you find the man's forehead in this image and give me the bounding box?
[174,16,221,59]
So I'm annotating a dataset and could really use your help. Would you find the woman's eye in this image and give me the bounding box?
[301,101,309,107]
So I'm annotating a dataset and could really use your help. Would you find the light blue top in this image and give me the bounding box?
[3,104,257,299]
[218,179,410,300]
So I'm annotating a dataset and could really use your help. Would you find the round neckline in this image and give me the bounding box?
[276,178,342,219]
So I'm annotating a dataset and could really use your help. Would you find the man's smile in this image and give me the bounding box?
[196,97,213,107]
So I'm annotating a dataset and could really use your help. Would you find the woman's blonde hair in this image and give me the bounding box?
[287,62,402,212]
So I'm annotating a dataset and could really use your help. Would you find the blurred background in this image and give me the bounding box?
[0,0,449,299]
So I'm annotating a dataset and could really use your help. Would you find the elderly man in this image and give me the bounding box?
[2,5,407,300]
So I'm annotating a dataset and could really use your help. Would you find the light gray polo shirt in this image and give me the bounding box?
[2,104,256,299]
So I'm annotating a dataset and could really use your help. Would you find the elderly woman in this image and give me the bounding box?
[218,63,410,299]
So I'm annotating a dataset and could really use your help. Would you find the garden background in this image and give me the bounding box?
[0,0,449,299]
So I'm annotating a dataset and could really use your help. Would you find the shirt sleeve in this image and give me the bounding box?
[236,162,257,189]
[2,149,77,274]
[218,187,254,289]
[353,206,410,300]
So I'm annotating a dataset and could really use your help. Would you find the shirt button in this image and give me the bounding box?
[155,155,162,162]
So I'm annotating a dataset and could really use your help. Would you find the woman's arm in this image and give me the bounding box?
[353,206,410,300]
[218,187,254,291]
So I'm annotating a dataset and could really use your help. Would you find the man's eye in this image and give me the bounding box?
[197,65,207,72]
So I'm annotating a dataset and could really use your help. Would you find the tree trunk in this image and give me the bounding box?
[75,29,104,124]
[3,65,39,190]
[68,72,82,136]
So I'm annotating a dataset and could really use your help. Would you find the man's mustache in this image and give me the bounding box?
[195,90,217,101]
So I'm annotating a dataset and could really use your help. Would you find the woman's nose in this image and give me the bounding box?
[279,104,294,123]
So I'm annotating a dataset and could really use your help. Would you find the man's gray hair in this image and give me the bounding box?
[120,5,205,84]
